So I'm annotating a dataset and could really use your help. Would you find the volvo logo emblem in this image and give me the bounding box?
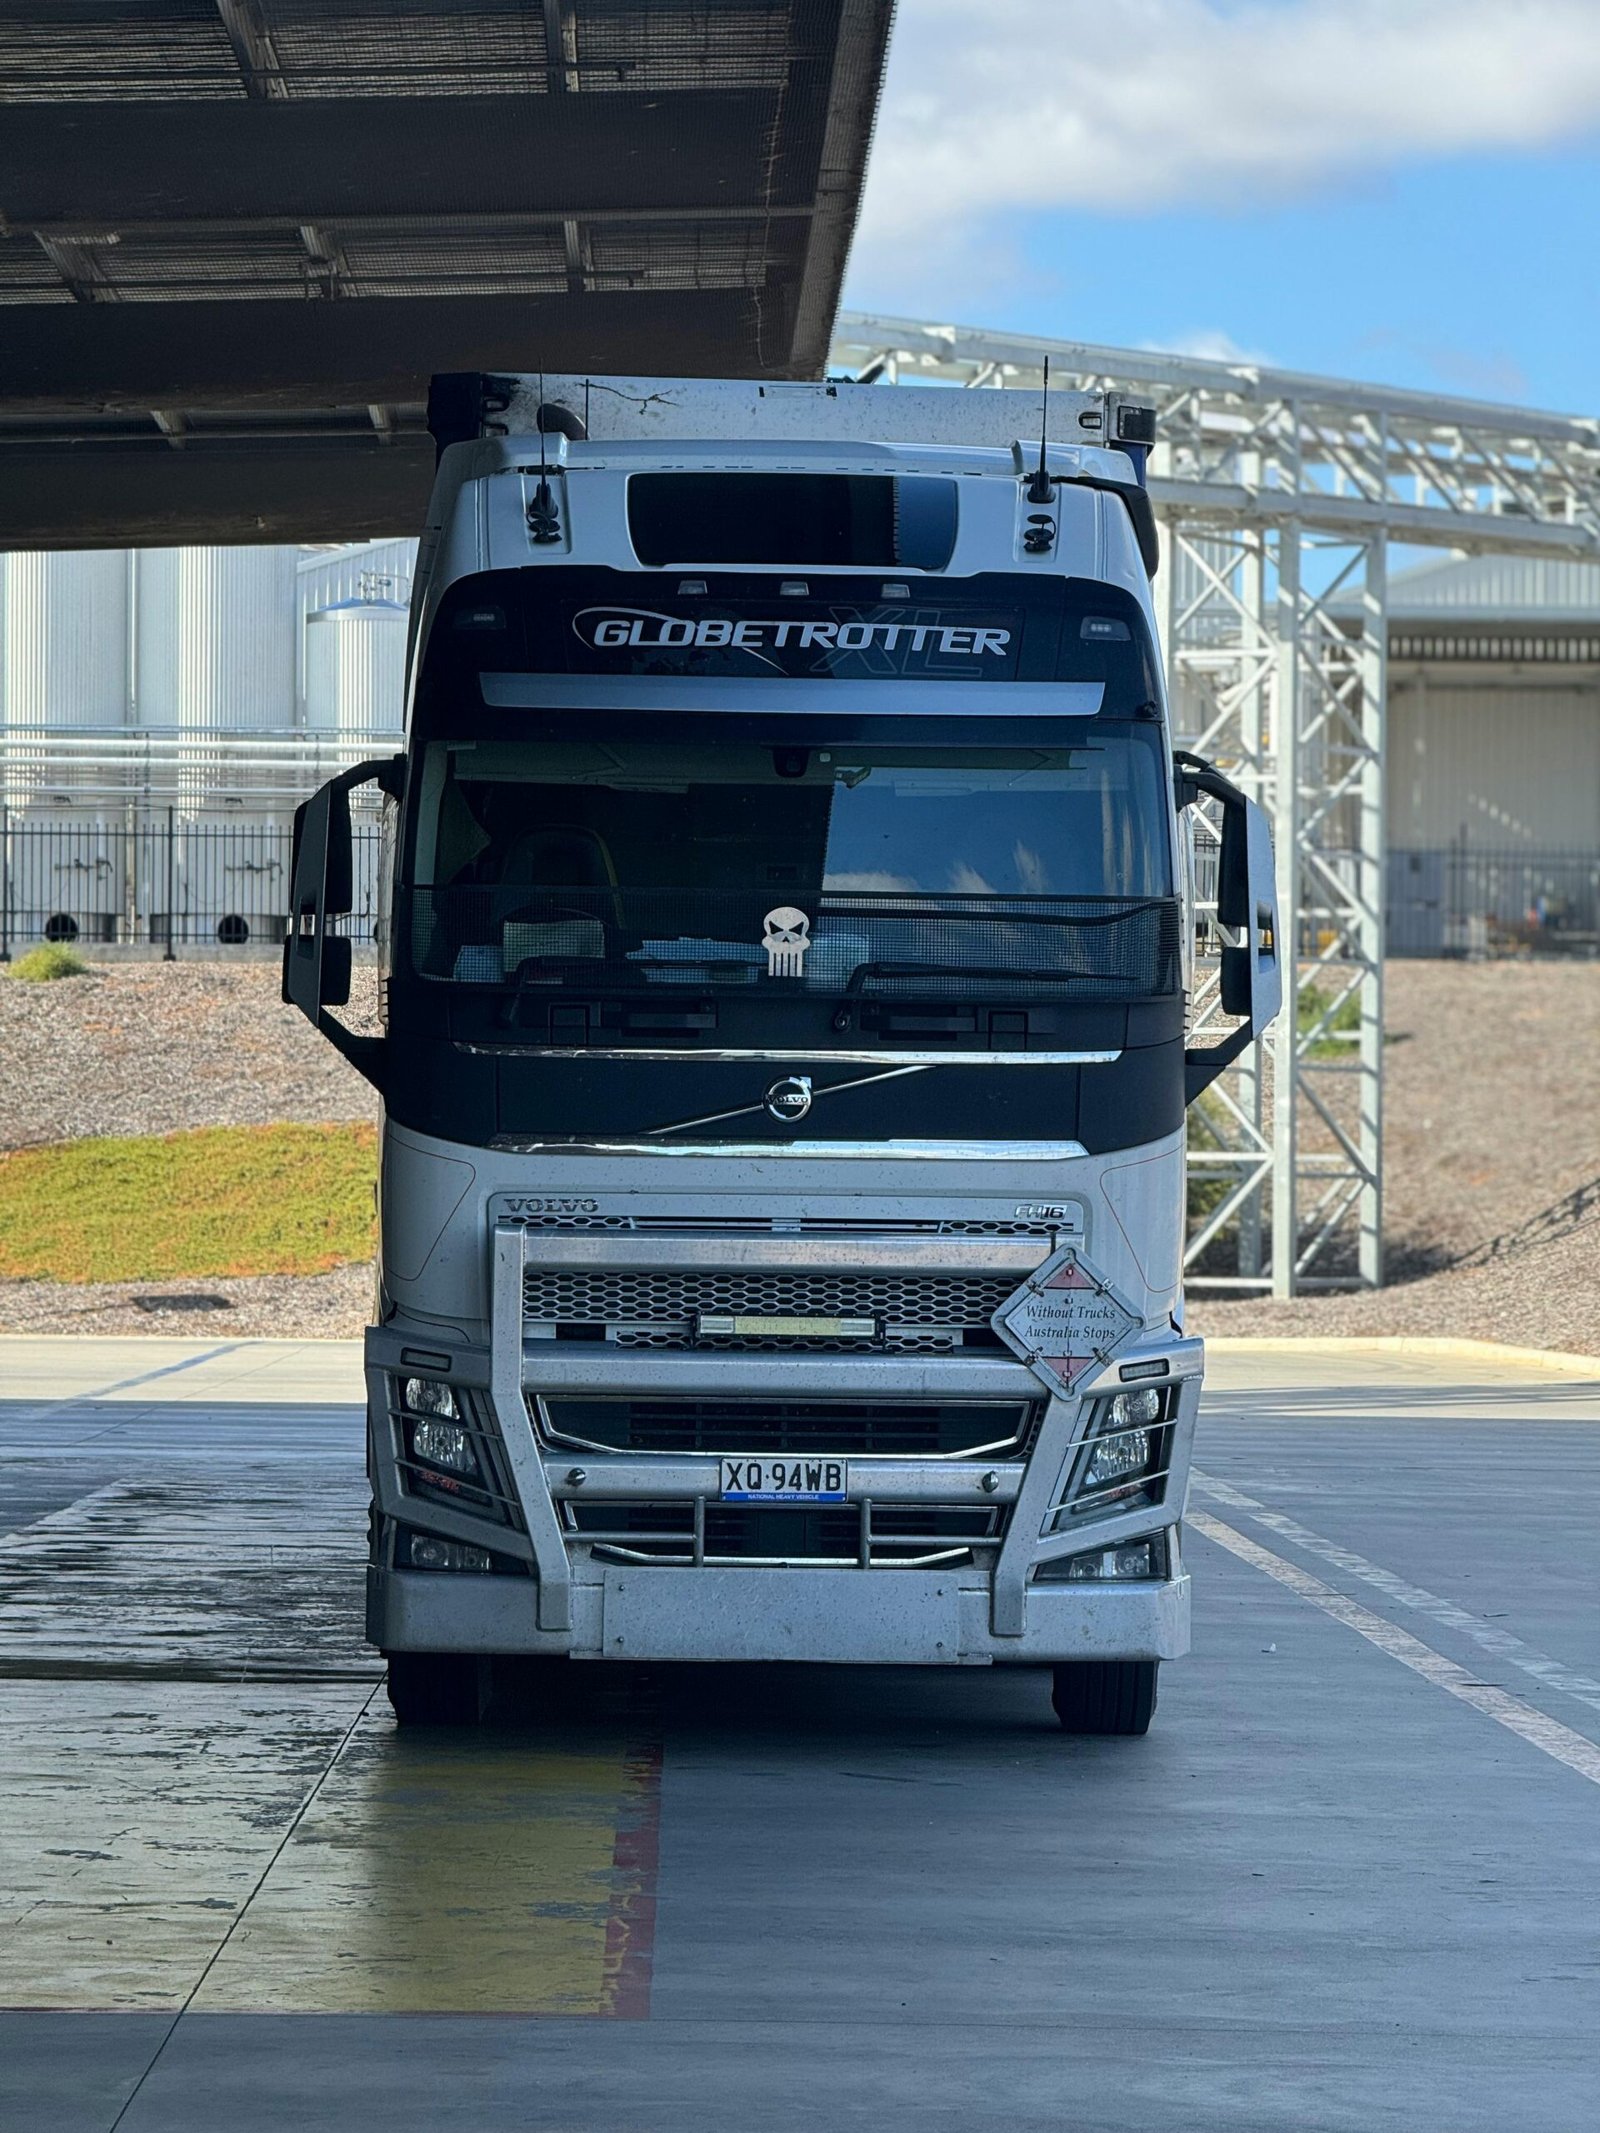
[764,1075,813,1123]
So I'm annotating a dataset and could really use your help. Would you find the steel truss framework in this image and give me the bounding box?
[831,314,1600,1293]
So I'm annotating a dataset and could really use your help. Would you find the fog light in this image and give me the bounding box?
[405,1534,492,1573]
[404,1375,458,1419]
[1071,1544,1146,1580]
[410,1416,478,1476]
[1049,1541,1156,1582]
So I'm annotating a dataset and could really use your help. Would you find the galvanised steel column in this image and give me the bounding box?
[1166,517,1277,1290]
[1356,523,1388,1287]
[1270,517,1302,1298]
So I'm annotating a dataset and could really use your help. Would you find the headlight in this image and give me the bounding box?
[1082,1385,1166,1488]
[409,1416,479,1477]
[403,1376,458,1419]
[1085,1428,1152,1488]
[1108,1387,1163,1429]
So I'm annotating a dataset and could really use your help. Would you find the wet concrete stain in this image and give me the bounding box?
[0,1471,663,2017]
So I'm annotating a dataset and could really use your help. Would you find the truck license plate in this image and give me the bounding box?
[720,1457,848,1504]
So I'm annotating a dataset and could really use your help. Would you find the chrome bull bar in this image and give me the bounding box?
[483,1221,1203,1642]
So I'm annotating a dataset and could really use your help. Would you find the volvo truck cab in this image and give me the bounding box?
[284,372,1280,1733]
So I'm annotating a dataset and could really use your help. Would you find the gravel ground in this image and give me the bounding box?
[0,959,375,1148]
[1187,1226,1599,1354]
[2,956,1596,1352]
[1189,959,1600,1356]
[0,1261,372,1340]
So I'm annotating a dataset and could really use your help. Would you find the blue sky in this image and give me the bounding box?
[843,1,1600,414]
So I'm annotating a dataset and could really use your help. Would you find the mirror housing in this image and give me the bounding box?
[1175,750,1283,1103]
[282,756,404,1077]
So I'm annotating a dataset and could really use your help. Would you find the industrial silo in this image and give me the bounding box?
[135,546,298,735]
[133,546,299,947]
[0,551,131,945]
[303,587,408,941]
[304,589,409,738]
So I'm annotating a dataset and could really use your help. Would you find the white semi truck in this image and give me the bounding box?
[283,370,1281,1733]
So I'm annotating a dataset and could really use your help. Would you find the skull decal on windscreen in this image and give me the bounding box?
[762,906,811,978]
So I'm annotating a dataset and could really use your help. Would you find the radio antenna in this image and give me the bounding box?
[1026,356,1054,504]
[527,369,563,544]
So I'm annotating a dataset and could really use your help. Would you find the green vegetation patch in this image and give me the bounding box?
[0,1123,377,1284]
[1298,980,1362,1059]
[7,944,89,982]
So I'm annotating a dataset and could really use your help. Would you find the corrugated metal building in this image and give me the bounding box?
[1383,555,1600,953]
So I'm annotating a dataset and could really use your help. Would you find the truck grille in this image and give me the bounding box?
[523,1268,1016,1348]
[539,1397,1035,1458]
[567,1498,1007,1569]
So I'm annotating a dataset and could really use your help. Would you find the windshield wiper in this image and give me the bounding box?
[843,962,1109,996]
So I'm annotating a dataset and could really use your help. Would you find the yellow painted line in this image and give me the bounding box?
[1191,1511,1600,1789]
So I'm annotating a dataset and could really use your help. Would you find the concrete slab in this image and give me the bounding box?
[1,1337,1595,2131]
[0,1336,366,1408]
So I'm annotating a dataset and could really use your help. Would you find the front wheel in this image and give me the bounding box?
[386,1650,492,1727]
[1051,1659,1159,1736]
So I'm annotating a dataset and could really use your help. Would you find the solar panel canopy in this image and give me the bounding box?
[0,0,894,544]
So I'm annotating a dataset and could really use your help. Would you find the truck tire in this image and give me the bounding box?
[385,1651,491,1727]
[1050,1659,1158,1736]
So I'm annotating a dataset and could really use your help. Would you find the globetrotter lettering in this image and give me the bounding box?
[574,607,1011,657]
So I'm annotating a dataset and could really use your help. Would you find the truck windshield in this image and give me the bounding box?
[404,725,1177,1001]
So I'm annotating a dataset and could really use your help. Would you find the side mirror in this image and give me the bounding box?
[1175,750,1282,1103]
[282,756,404,1071]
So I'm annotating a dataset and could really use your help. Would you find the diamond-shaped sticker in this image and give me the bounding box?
[990,1243,1142,1397]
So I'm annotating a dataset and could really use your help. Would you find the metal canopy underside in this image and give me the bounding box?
[0,0,894,545]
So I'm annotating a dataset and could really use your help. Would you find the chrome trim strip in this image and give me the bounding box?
[493,1139,1089,1161]
[518,1233,1055,1270]
[649,1062,925,1138]
[463,1047,1123,1065]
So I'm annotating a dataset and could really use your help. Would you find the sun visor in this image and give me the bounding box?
[479,676,1106,716]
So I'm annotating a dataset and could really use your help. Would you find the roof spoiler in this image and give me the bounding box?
[427,370,1155,468]
[425,370,1160,570]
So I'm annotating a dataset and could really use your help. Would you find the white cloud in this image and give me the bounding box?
[1142,329,1272,365]
[853,0,1600,269]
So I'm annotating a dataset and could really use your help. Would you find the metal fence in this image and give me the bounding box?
[0,811,381,956]
[1387,846,1600,958]
[5,811,1595,963]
